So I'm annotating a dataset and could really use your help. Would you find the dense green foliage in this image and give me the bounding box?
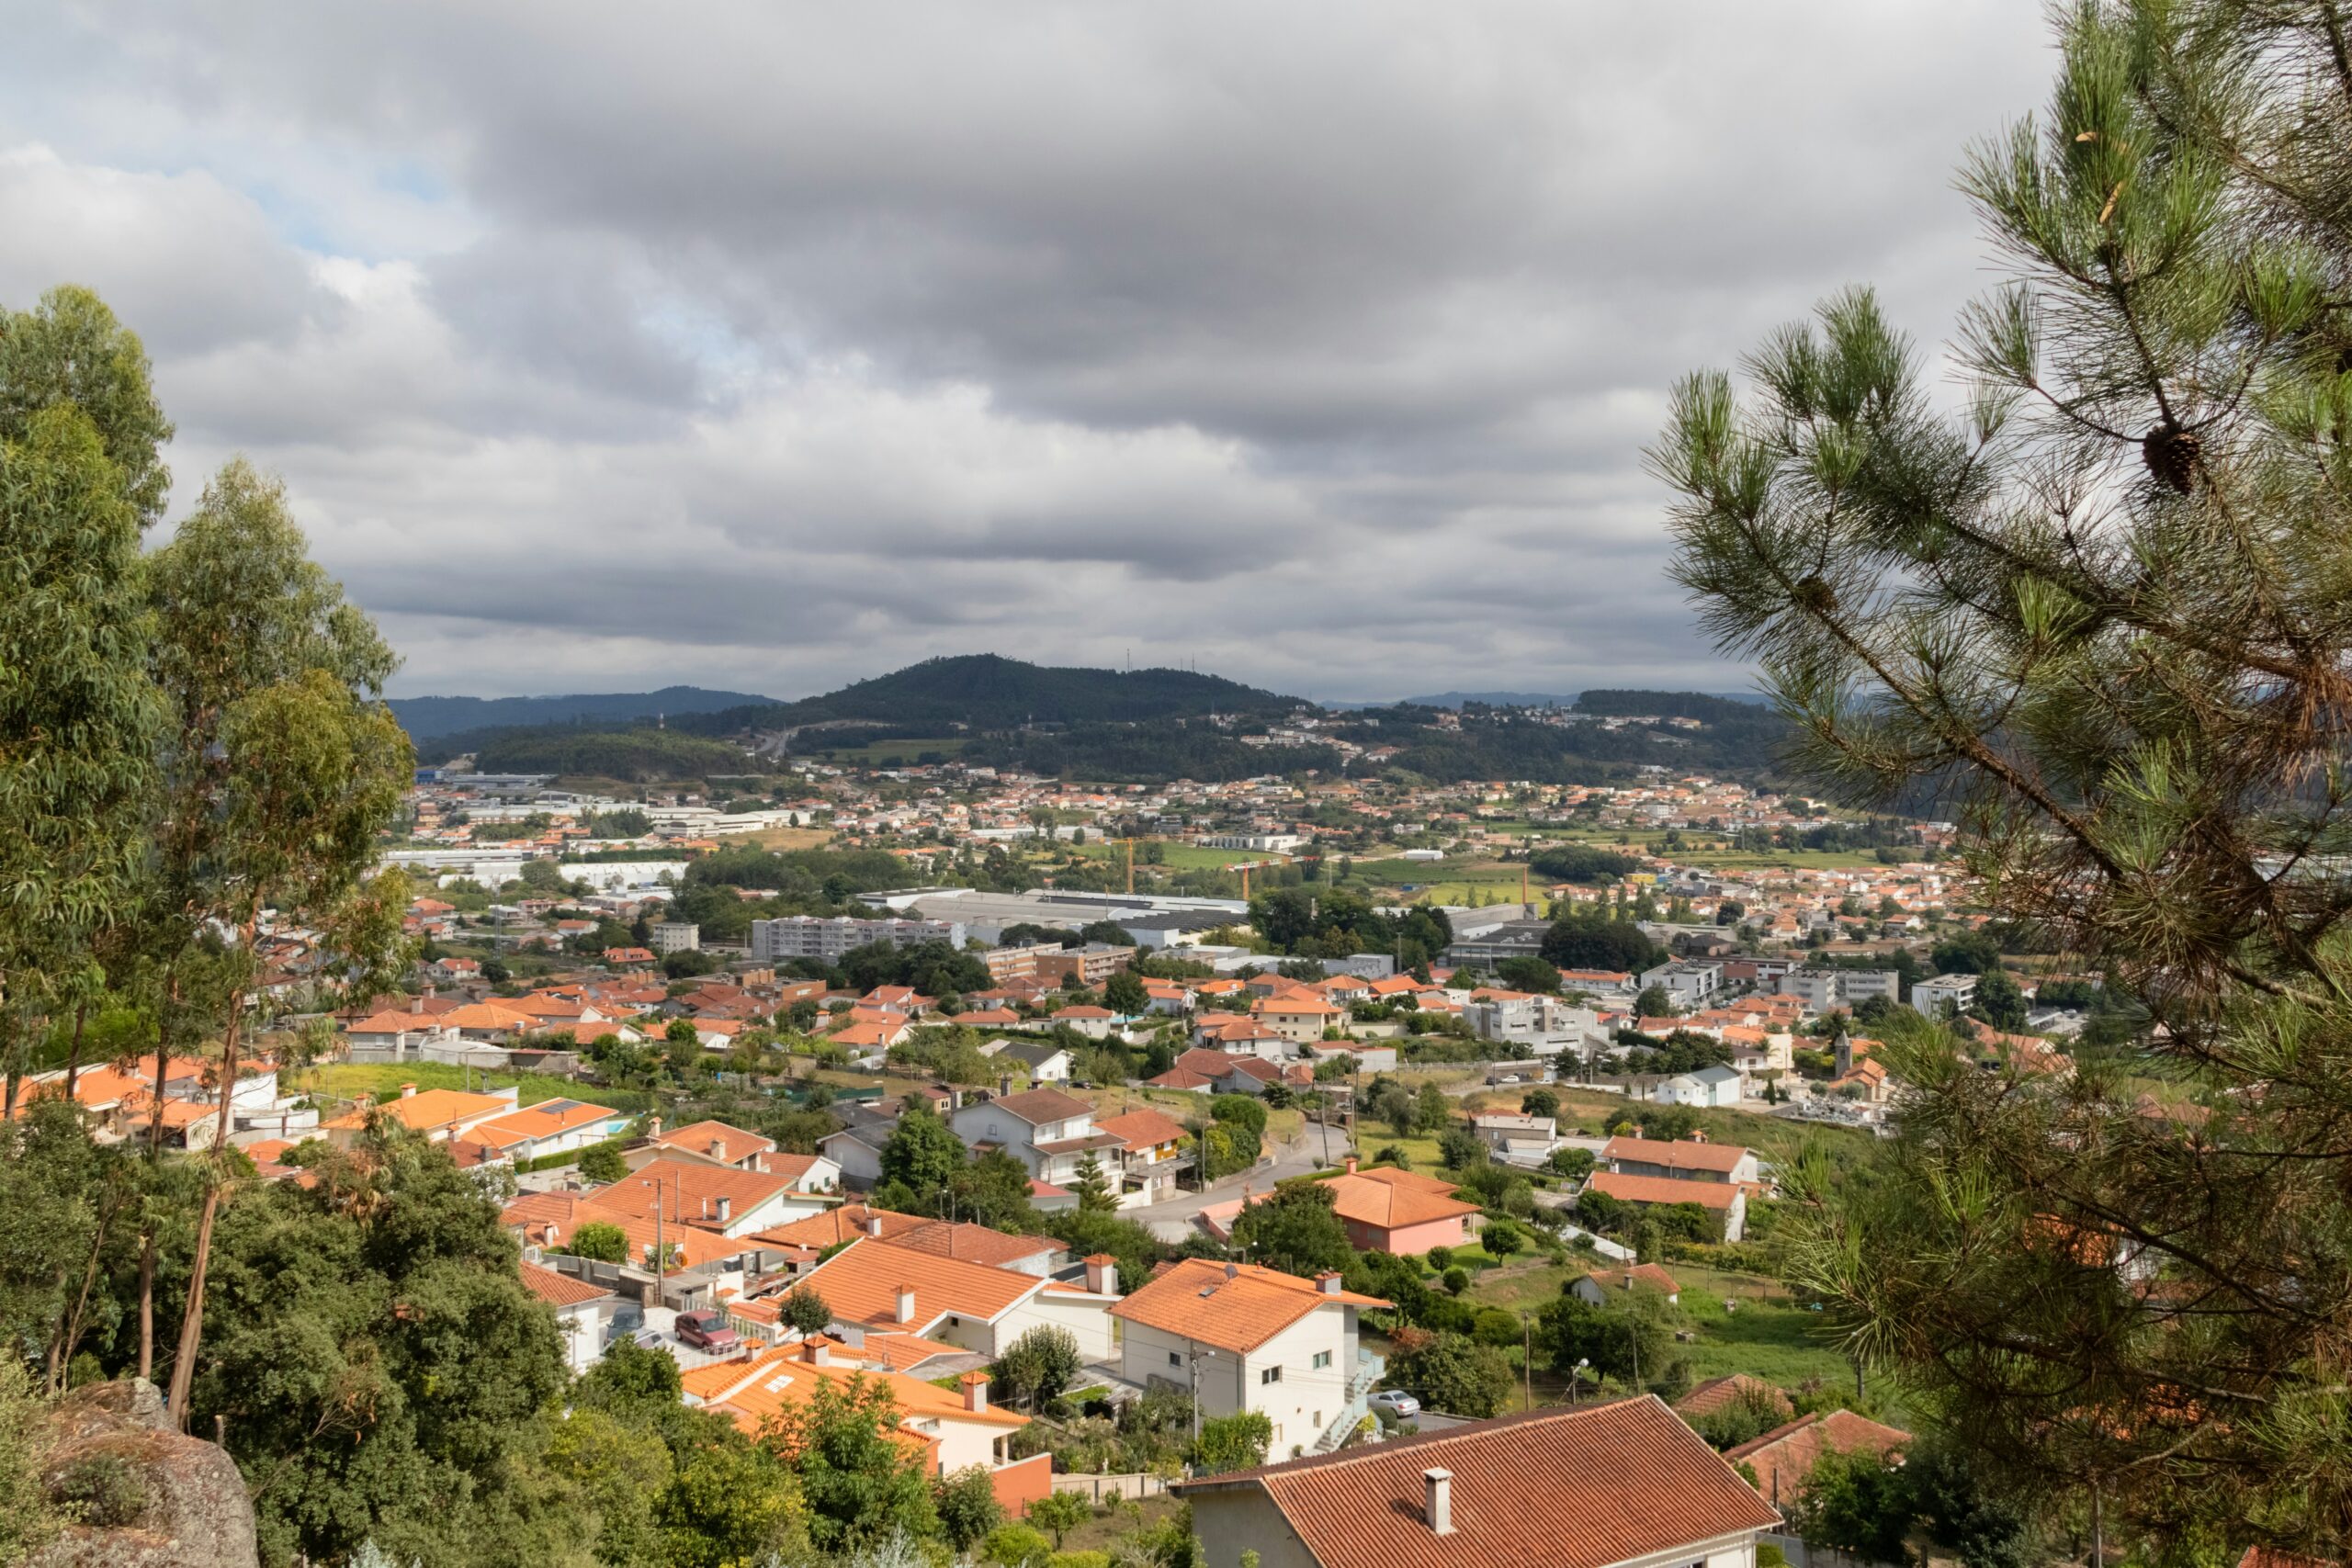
[466,727,752,782]
[1657,1,2352,1554]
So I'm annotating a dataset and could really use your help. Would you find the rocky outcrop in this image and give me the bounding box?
[29,1380,258,1568]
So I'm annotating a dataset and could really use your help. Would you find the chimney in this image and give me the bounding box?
[895,1284,916,1323]
[865,1213,884,1239]
[808,1338,833,1367]
[1424,1470,1453,1536]
[1316,1271,1342,1295]
[540,1224,559,1247]
[1688,1129,1708,1144]
[999,1075,1013,1097]
[648,1115,662,1138]
[1623,1271,1636,1292]
[1343,1155,1358,1175]
[411,995,424,1014]
[424,984,436,1000]
[1084,1253,1119,1297]
[960,1371,990,1414]
[716,1195,732,1224]
[400,1083,417,1099]
[710,1137,728,1161]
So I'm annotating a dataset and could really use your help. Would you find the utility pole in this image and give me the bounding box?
[1521,1313,1532,1412]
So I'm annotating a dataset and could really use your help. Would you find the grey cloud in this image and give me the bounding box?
[5,0,2052,700]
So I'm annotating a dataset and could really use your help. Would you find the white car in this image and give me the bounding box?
[1369,1390,1421,1419]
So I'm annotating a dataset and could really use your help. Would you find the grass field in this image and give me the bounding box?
[1067,840,1290,872]
[300,1062,650,1114]
[718,826,834,852]
[801,736,970,765]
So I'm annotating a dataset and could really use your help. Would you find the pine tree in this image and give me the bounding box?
[1654,1,2352,1552]
[1070,1148,1116,1213]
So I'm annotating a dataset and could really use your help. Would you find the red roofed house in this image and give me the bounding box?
[1095,1105,1194,1205]
[1176,1396,1780,1568]
[1724,1409,1910,1512]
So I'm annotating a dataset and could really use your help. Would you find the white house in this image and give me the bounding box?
[951,1089,1125,1190]
[1651,1065,1744,1109]
[521,1262,619,1374]
[1112,1258,1390,1461]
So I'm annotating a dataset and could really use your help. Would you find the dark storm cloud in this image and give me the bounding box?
[0,1,2055,698]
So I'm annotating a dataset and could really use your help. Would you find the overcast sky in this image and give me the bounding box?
[3,2,2052,703]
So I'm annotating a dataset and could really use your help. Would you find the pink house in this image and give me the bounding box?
[1201,1160,1481,1258]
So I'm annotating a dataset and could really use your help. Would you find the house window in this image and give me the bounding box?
[1170,1351,1183,1368]
[1312,1350,1331,1370]
[1260,1367,1283,1385]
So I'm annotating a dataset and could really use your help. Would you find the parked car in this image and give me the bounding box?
[674,1310,740,1351]
[1369,1390,1420,1419]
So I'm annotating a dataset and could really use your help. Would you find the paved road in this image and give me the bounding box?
[1129,1129,1336,1242]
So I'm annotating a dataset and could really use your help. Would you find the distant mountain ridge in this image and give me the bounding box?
[389,685,775,743]
[692,654,1303,733]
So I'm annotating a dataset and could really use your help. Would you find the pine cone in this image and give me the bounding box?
[2142,425,2199,493]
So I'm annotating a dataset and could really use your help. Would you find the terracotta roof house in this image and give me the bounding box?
[752,1203,929,1251]
[791,1235,1122,1359]
[1572,1263,1682,1306]
[469,1098,636,1162]
[1674,1374,1794,1423]
[592,1156,826,1238]
[1584,1171,1749,1242]
[323,1085,519,1146]
[646,1118,776,1171]
[1724,1409,1910,1511]
[1112,1259,1389,1459]
[1176,1395,1780,1568]
[682,1338,1050,1516]
[520,1261,618,1372]
[1317,1162,1481,1257]
[1601,1135,1760,1186]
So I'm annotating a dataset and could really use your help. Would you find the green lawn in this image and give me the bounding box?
[301,1062,650,1114]
[804,736,971,765]
[1066,840,1291,871]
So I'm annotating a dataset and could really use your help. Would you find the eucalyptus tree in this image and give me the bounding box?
[0,288,164,1115]
[146,460,414,1425]
[1654,1,2352,1553]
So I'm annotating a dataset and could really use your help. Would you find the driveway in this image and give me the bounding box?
[1129,1129,1331,1242]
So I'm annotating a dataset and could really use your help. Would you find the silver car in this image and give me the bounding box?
[1369,1390,1421,1418]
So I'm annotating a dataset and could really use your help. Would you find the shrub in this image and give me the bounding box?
[1442,1267,1470,1295]
[1471,1307,1521,1348]
[51,1453,144,1528]
[984,1522,1053,1566]
[1425,1245,1453,1270]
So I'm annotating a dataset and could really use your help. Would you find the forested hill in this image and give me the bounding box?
[679,654,1302,734]
[390,685,775,742]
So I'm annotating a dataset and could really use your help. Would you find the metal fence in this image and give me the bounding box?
[1049,1472,1173,1503]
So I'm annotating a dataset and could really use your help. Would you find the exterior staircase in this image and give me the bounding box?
[1310,1349,1386,1453]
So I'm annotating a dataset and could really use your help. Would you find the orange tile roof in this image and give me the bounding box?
[594,1158,797,1229]
[1583,1263,1681,1296]
[792,1236,1050,1330]
[1178,1396,1779,1568]
[325,1089,514,1134]
[1318,1171,1480,1231]
[655,1119,777,1159]
[499,1191,741,1270]
[886,1222,1061,1270]
[1111,1258,1387,1355]
[1674,1374,1792,1421]
[1586,1171,1741,1211]
[1725,1409,1909,1505]
[520,1260,616,1308]
[1095,1107,1190,1150]
[472,1098,628,1151]
[1602,1135,1750,1176]
[750,1204,929,1249]
[691,1342,1029,1439]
